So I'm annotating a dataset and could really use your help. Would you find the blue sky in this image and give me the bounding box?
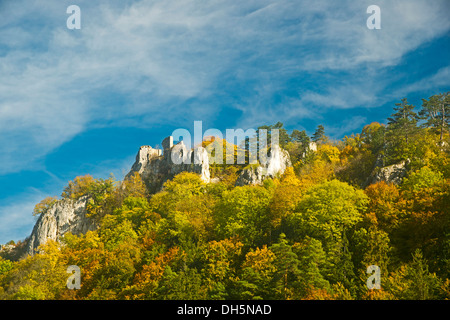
[0,0,449,244]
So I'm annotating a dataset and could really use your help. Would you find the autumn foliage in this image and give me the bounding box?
[1,92,449,300]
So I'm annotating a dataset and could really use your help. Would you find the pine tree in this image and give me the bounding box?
[257,122,291,149]
[293,237,330,297]
[387,98,418,144]
[312,125,327,144]
[419,92,450,142]
[270,234,299,299]
[404,249,441,300]
[290,129,310,145]
[386,98,419,163]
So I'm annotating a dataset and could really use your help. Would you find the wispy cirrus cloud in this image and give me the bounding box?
[393,65,450,98]
[0,193,45,244]
[1,0,449,176]
[1,0,449,243]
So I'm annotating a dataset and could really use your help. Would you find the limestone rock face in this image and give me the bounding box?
[128,145,162,175]
[265,144,292,177]
[26,196,96,256]
[369,159,410,185]
[126,137,210,192]
[167,141,210,183]
[235,144,293,186]
[235,165,266,186]
[21,136,290,258]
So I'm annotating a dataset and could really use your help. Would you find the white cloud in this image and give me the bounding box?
[394,66,450,98]
[326,115,368,139]
[0,0,449,175]
[299,0,450,70]
[0,193,45,244]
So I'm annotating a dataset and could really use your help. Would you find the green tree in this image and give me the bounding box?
[0,257,14,276]
[387,98,419,144]
[291,129,309,145]
[292,237,330,298]
[401,166,443,194]
[386,249,442,300]
[114,196,160,234]
[287,129,311,162]
[405,249,441,300]
[149,173,215,246]
[289,179,368,241]
[270,234,300,299]
[394,167,449,274]
[100,218,139,251]
[360,122,386,155]
[155,267,207,299]
[257,122,291,149]
[325,233,357,296]
[350,227,392,297]
[87,180,119,219]
[237,245,277,299]
[61,174,119,220]
[150,172,206,215]
[312,125,327,144]
[215,185,272,246]
[419,92,450,142]
[386,98,419,163]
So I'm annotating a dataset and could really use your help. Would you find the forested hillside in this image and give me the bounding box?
[0,93,449,300]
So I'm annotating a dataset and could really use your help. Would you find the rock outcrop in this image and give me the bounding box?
[235,144,293,186]
[125,136,210,192]
[367,159,410,186]
[18,135,293,258]
[26,196,97,256]
[127,136,294,189]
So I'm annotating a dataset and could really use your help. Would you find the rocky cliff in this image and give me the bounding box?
[125,136,210,193]
[367,159,410,186]
[235,144,292,186]
[13,135,294,258]
[25,196,97,256]
[126,136,295,190]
